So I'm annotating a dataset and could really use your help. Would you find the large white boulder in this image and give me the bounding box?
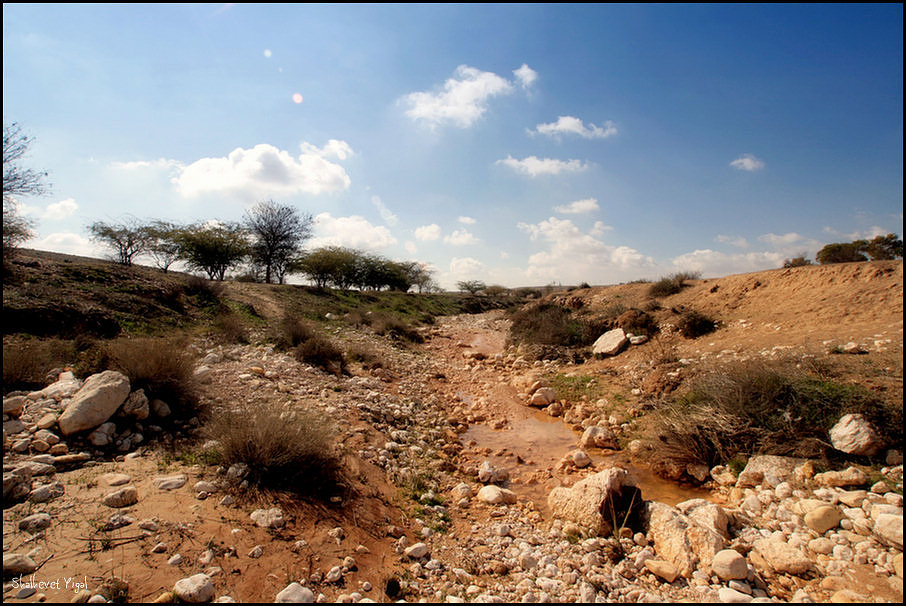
[592,329,628,357]
[548,467,638,535]
[645,501,726,578]
[829,414,884,456]
[58,371,131,435]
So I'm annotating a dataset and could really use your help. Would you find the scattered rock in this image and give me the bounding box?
[58,370,131,435]
[592,328,628,357]
[103,486,138,508]
[275,583,314,603]
[173,574,215,603]
[548,467,638,536]
[250,508,285,529]
[476,485,517,505]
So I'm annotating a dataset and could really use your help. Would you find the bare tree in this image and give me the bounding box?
[3,122,50,258]
[88,217,152,265]
[244,200,313,284]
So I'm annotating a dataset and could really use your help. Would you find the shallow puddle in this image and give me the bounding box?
[463,415,711,509]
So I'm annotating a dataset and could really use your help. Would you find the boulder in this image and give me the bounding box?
[644,559,679,583]
[813,467,869,488]
[645,501,726,578]
[750,536,812,576]
[121,389,150,420]
[579,425,618,450]
[18,513,52,533]
[529,387,557,407]
[711,549,748,581]
[803,505,843,534]
[477,460,509,484]
[548,467,638,536]
[829,414,884,456]
[592,329,628,357]
[38,371,82,400]
[676,499,729,538]
[58,371,131,435]
[476,485,517,505]
[873,514,903,550]
[736,455,805,488]
[3,553,37,576]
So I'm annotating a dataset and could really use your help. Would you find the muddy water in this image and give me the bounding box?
[463,416,711,510]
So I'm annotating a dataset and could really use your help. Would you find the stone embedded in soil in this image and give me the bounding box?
[103,486,138,508]
[3,553,38,576]
[275,582,314,603]
[173,573,215,603]
[644,558,679,583]
[404,542,430,559]
[154,474,188,490]
[548,467,636,535]
[250,508,285,529]
[477,485,517,505]
[750,536,812,576]
[18,513,52,533]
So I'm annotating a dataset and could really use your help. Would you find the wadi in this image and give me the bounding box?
[2,249,902,604]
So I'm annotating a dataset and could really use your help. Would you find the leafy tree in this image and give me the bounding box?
[408,262,436,293]
[864,233,903,260]
[88,217,152,266]
[816,241,869,265]
[3,122,49,258]
[291,246,359,289]
[176,221,250,280]
[457,280,486,294]
[782,256,812,268]
[244,200,313,284]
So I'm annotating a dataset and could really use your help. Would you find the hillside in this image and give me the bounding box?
[2,251,903,603]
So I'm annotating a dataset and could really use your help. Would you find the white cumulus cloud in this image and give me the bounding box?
[531,116,617,139]
[716,234,750,248]
[730,153,765,171]
[403,64,532,129]
[670,249,785,277]
[20,198,78,221]
[449,256,486,278]
[308,213,396,251]
[444,229,479,246]
[31,232,102,258]
[496,155,588,177]
[554,198,599,215]
[517,217,654,284]
[458,216,476,225]
[513,64,538,89]
[174,142,352,198]
[415,224,442,241]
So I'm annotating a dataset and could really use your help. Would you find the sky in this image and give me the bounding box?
[3,3,903,289]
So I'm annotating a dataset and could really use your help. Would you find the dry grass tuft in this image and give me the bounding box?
[206,401,344,498]
[106,338,198,417]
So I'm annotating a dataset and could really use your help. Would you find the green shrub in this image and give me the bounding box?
[648,360,902,470]
[206,401,344,498]
[295,334,346,375]
[676,310,717,338]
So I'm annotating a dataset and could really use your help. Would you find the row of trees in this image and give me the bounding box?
[88,213,437,291]
[784,234,903,267]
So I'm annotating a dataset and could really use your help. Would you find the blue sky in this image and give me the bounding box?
[3,3,902,289]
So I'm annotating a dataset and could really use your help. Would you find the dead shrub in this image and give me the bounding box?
[273,317,315,350]
[295,334,346,375]
[206,401,344,498]
[185,274,223,301]
[345,343,383,370]
[106,338,198,418]
[647,271,700,298]
[508,303,605,347]
[3,339,77,392]
[213,311,248,344]
[676,310,717,338]
[370,313,424,344]
[616,309,659,337]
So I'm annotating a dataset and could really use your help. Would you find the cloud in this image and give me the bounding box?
[174,142,352,198]
[110,158,184,172]
[449,256,486,278]
[402,64,520,129]
[371,195,398,226]
[670,249,785,277]
[531,116,617,139]
[822,225,890,241]
[554,198,599,215]
[443,229,479,246]
[517,217,654,283]
[458,216,476,225]
[308,212,396,251]
[716,234,750,248]
[496,155,589,177]
[404,241,417,254]
[20,198,79,221]
[513,64,538,89]
[730,153,765,171]
[414,224,442,241]
[31,232,102,258]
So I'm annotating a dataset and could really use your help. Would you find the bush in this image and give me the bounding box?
[213,311,248,344]
[647,271,700,298]
[273,317,315,350]
[508,303,602,347]
[616,309,658,337]
[295,334,346,375]
[369,313,424,343]
[206,401,344,498]
[647,359,901,471]
[783,256,812,268]
[676,310,717,338]
[2,339,77,392]
[185,274,223,301]
[345,343,383,369]
[106,338,198,417]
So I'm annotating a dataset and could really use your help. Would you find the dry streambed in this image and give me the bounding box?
[3,311,903,603]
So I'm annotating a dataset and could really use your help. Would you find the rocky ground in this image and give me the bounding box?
[3,261,904,603]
